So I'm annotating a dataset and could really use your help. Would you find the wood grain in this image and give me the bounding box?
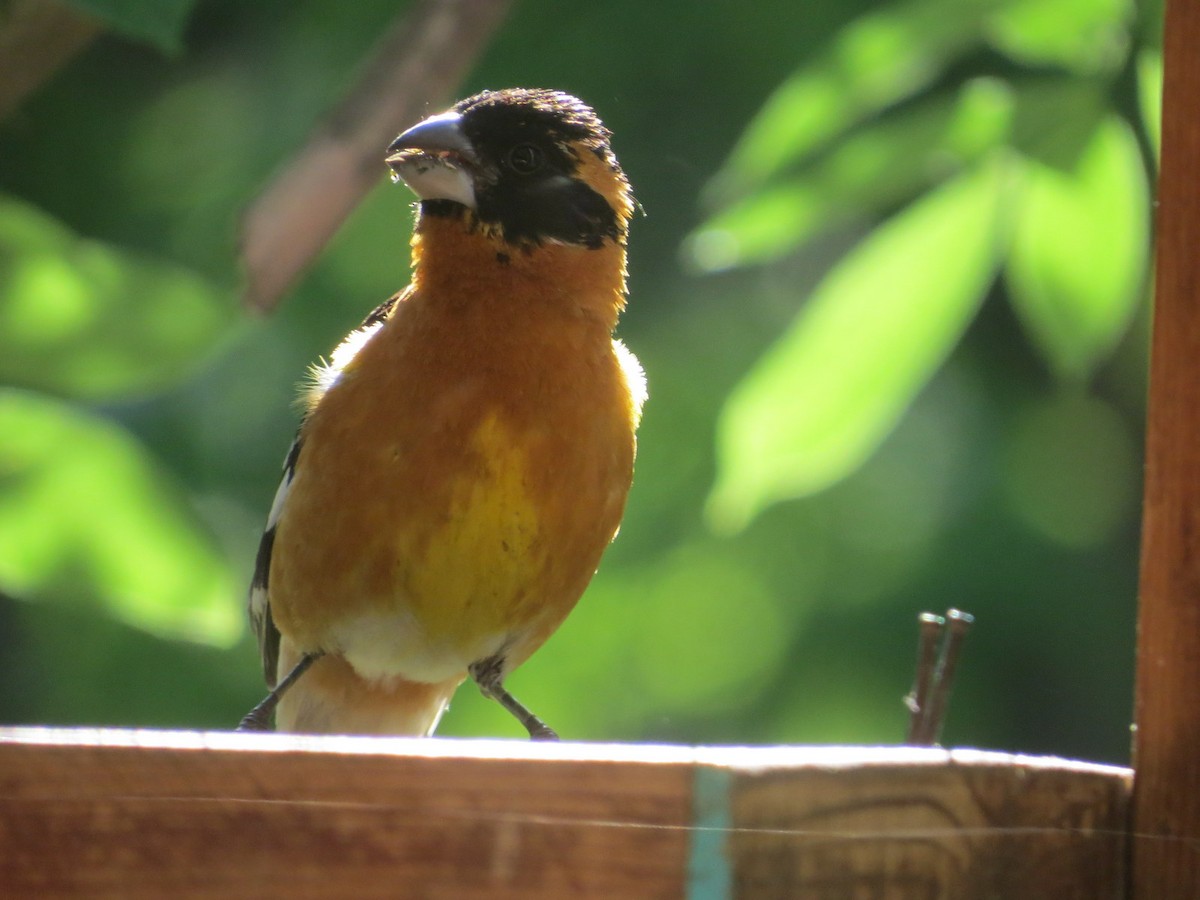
[729,751,1128,899]
[0,730,690,899]
[0,731,1132,899]
[1132,0,1200,896]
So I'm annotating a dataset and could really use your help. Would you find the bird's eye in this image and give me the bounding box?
[506,143,545,175]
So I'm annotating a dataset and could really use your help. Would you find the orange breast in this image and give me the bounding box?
[268,230,639,682]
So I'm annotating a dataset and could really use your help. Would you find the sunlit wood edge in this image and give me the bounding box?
[0,725,1131,777]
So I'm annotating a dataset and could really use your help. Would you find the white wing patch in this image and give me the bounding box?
[248,437,302,685]
[264,454,294,531]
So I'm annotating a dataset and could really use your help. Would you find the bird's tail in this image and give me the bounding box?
[274,639,464,736]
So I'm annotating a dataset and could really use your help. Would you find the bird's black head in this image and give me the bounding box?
[386,89,633,249]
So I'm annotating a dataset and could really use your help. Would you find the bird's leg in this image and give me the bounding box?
[469,655,559,741]
[237,652,324,732]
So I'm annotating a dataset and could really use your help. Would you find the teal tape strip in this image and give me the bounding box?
[687,767,733,900]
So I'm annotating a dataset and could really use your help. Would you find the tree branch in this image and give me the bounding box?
[0,0,103,121]
[238,0,512,313]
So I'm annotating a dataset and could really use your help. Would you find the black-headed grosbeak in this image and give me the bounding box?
[240,89,644,739]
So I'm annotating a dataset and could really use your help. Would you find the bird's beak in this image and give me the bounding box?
[385,111,478,209]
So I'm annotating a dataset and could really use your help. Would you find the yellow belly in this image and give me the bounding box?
[271,402,630,683]
[404,413,550,642]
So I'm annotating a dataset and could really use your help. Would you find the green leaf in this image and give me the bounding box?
[707,0,1002,203]
[632,546,790,713]
[707,159,1006,532]
[1008,76,1109,170]
[61,0,197,53]
[1001,393,1139,548]
[688,77,1014,271]
[986,0,1131,74]
[0,389,239,645]
[1005,116,1149,381]
[1138,49,1163,161]
[0,195,233,400]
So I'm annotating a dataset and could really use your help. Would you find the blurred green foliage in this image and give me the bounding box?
[63,0,197,53]
[695,0,1151,521]
[0,0,1159,762]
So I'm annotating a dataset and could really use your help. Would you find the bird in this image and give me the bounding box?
[238,88,645,739]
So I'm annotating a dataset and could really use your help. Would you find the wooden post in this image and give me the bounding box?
[1132,0,1200,894]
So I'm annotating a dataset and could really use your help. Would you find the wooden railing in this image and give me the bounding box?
[0,729,1129,898]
